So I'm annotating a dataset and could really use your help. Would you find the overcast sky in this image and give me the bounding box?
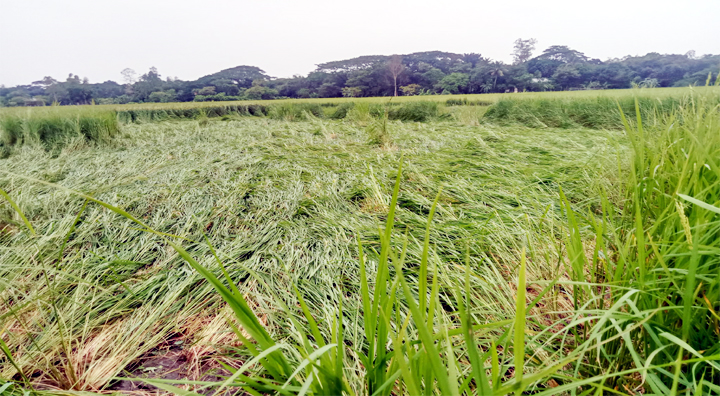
[1,0,718,86]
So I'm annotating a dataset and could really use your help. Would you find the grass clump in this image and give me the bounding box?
[329,102,355,119]
[446,98,493,106]
[0,109,119,152]
[387,101,439,122]
[561,98,720,393]
[268,103,324,121]
[483,93,720,129]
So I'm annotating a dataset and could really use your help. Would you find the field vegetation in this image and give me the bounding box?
[0,86,719,395]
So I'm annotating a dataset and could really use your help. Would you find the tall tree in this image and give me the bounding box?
[388,55,405,96]
[538,45,588,63]
[31,76,58,88]
[462,53,484,68]
[121,68,137,85]
[512,38,537,64]
[489,62,506,91]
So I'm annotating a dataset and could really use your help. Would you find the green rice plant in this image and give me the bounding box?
[345,102,374,125]
[561,96,720,393]
[0,116,23,146]
[450,105,488,126]
[114,104,272,123]
[329,103,355,119]
[366,108,392,148]
[446,98,493,106]
[268,103,325,121]
[0,109,119,152]
[483,93,720,130]
[386,101,439,122]
[4,94,713,395]
[0,161,591,395]
[197,108,210,127]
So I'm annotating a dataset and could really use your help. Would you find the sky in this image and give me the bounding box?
[1,0,719,87]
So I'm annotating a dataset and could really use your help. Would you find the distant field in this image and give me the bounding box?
[1,86,718,115]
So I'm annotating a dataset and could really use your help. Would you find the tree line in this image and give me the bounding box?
[2,40,718,106]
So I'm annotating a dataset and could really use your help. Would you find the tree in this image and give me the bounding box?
[399,84,421,96]
[194,86,216,96]
[552,64,582,90]
[437,73,469,94]
[148,90,177,103]
[512,38,537,64]
[244,84,278,100]
[342,87,362,97]
[388,55,405,97]
[462,53,484,68]
[121,68,137,85]
[489,62,506,91]
[132,67,164,102]
[196,66,269,88]
[420,67,446,91]
[538,45,588,64]
[318,83,342,98]
[31,76,58,88]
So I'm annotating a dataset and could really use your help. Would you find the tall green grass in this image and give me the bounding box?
[116,103,270,123]
[559,97,720,393]
[0,109,119,153]
[116,101,441,123]
[483,93,720,129]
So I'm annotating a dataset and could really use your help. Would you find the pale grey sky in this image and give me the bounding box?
[1,0,718,86]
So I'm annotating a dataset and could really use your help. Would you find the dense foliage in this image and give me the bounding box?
[1,45,719,106]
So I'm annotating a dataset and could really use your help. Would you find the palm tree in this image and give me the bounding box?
[489,62,505,92]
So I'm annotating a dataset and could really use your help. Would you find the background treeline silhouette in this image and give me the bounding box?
[2,44,718,106]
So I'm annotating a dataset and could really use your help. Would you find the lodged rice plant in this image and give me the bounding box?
[0,107,621,394]
[1,88,719,395]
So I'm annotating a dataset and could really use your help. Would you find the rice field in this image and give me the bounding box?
[0,87,719,395]
[1,86,718,116]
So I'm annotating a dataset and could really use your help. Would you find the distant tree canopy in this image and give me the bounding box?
[2,44,718,106]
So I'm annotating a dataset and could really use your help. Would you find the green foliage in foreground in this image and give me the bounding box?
[0,111,617,393]
[135,96,720,394]
[0,94,718,394]
[574,98,720,392]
